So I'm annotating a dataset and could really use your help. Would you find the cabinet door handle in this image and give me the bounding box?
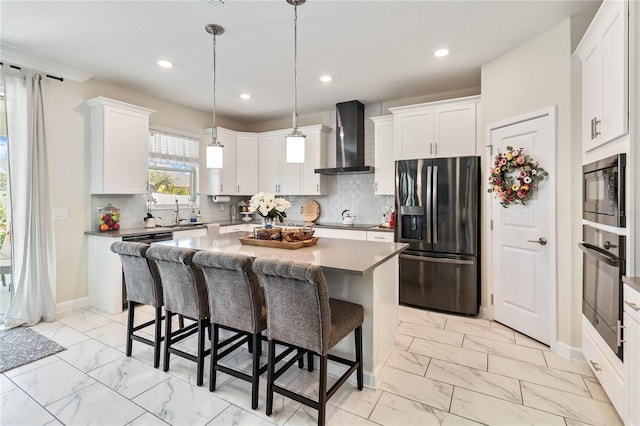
[237,184,240,193]
[434,142,438,155]
[590,117,594,140]
[593,117,601,138]
[617,320,625,347]
[316,183,319,193]
[625,301,640,311]
[589,360,602,372]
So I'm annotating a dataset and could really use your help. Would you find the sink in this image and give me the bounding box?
[162,223,205,229]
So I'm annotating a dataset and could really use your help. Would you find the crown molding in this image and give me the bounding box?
[0,44,92,82]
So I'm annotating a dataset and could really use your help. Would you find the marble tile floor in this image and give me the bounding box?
[0,304,623,426]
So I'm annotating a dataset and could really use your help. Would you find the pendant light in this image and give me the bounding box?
[205,24,224,169]
[285,0,306,163]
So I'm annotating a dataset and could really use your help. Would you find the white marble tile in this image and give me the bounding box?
[4,355,59,378]
[56,338,124,372]
[542,351,595,377]
[378,366,453,410]
[10,359,95,406]
[30,320,63,333]
[432,311,492,328]
[426,359,522,403]
[564,418,594,426]
[489,320,513,331]
[0,374,16,394]
[409,337,487,370]
[84,321,128,348]
[328,380,383,419]
[514,332,550,350]
[397,321,465,347]
[1,387,56,425]
[127,412,170,426]
[285,404,377,426]
[462,335,546,365]
[369,391,482,426]
[44,419,63,426]
[88,357,169,399]
[397,305,447,329]
[488,355,591,397]
[57,309,112,332]
[445,318,515,343]
[38,324,91,347]
[583,376,610,402]
[46,382,145,425]
[394,333,413,351]
[450,387,566,425]
[385,348,431,376]
[206,405,273,426]
[133,377,230,425]
[521,382,623,425]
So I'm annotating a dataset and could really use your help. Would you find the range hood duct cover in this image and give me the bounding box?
[315,100,374,175]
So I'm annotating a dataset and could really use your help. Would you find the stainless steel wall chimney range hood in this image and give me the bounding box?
[314,100,374,175]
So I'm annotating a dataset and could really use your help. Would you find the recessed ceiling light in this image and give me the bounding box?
[320,75,332,83]
[240,93,251,100]
[434,49,449,58]
[157,60,173,68]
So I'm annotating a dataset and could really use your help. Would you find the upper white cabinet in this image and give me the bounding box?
[390,95,479,160]
[207,127,237,196]
[575,0,628,152]
[236,133,259,195]
[300,125,330,196]
[86,97,154,194]
[258,130,301,195]
[370,115,395,195]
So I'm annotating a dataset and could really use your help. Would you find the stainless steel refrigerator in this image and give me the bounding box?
[395,156,480,315]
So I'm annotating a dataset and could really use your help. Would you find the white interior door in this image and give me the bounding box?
[489,108,556,345]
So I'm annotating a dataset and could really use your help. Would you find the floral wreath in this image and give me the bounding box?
[488,146,548,207]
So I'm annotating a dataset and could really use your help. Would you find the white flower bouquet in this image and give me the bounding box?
[248,192,292,224]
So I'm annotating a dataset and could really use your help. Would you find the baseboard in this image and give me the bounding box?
[555,340,585,361]
[479,306,492,320]
[56,297,89,314]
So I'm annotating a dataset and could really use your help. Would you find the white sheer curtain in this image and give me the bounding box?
[1,68,56,329]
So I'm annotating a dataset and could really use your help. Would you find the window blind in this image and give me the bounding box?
[149,130,199,167]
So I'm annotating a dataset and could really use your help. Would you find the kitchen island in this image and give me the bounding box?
[158,231,408,388]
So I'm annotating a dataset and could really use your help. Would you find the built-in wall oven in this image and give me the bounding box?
[121,232,173,308]
[583,153,626,227]
[579,225,626,360]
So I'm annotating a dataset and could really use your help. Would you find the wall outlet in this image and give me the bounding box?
[54,207,68,220]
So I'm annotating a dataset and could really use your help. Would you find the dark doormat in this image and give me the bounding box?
[0,327,66,373]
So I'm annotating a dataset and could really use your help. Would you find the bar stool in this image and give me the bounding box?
[192,251,267,409]
[253,258,364,426]
[110,241,166,368]
[146,245,211,386]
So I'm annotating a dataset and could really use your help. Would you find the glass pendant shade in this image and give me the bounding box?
[206,142,223,169]
[286,133,306,163]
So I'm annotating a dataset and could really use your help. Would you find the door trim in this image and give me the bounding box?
[485,105,557,352]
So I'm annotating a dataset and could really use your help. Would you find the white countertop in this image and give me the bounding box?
[156,231,408,276]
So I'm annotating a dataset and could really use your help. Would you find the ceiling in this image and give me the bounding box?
[0,0,600,123]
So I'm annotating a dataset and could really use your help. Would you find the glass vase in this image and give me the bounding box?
[263,216,274,229]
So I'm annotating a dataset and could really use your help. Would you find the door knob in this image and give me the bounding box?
[527,237,547,246]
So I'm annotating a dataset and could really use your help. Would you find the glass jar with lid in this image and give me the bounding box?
[97,204,120,231]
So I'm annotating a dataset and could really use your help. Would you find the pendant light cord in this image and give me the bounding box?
[212,32,218,142]
[292,2,299,132]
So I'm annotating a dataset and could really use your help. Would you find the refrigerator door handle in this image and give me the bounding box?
[400,253,475,265]
[433,165,438,245]
[426,165,432,244]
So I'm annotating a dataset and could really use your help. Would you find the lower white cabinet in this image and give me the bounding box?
[220,223,257,234]
[172,228,207,239]
[623,283,640,426]
[367,231,394,242]
[88,235,124,314]
[313,228,367,240]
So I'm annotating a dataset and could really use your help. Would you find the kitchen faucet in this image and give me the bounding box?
[174,198,185,224]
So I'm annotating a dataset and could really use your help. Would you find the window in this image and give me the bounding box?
[148,129,200,208]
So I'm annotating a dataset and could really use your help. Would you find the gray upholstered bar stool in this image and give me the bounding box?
[253,258,364,426]
[146,245,211,386]
[110,241,164,368]
[191,251,267,409]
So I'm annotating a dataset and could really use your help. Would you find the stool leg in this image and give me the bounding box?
[163,311,172,372]
[153,306,162,368]
[318,354,328,426]
[307,351,314,372]
[178,314,185,329]
[266,339,276,416]
[197,319,206,386]
[126,301,135,357]
[297,349,304,369]
[355,325,363,390]
[251,332,260,409]
[210,324,219,392]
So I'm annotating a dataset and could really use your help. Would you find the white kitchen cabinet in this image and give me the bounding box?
[300,125,330,195]
[370,115,395,195]
[207,128,237,195]
[258,131,301,195]
[623,283,640,426]
[582,315,624,416]
[366,231,394,242]
[88,235,124,314]
[390,96,479,160]
[220,223,257,234]
[236,133,259,195]
[313,228,367,241]
[575,0,628,152]
[85,97,154,194]
[172,228,207,239]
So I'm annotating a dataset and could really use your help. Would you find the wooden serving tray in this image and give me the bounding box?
[239,236,319,250]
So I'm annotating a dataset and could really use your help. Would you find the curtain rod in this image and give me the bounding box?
[0,62,64,82]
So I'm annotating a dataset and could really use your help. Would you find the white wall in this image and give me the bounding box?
[480,16,586,351]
